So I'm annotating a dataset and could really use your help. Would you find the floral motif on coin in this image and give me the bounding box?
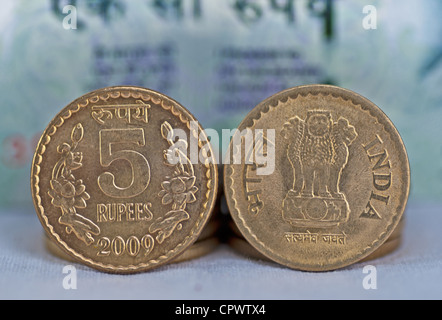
[149,121,198,244]
[48,123,100,245]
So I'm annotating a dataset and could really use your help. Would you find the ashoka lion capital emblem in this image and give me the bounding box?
[280,110,357,228]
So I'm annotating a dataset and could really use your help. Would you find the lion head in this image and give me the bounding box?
[306,110,332,137]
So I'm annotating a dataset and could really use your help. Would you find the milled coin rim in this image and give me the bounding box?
[224,84,410,271]
[31,86,218,273]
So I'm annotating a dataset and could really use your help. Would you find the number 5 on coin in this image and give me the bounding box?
[98,128,150,198]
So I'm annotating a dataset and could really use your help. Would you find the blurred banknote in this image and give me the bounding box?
[0,0,441,208]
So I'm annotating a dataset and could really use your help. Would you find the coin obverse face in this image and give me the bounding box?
[31,86,218,273]
[224,85,410,271]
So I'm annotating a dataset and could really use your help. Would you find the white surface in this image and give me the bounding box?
[0,202,441,300]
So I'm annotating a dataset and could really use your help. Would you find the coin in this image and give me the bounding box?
[388,216,404,241]
[198,219,221,241]
[31,86,218,273]
[44,234,75,263]
[224,84,410,271]
[228,236,268,261]
[359,236,402,263]
[169,237,219,264]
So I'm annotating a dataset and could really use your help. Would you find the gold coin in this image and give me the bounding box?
[198,219,221,241]
[359,236,402,262]
[224,84,410,271]
[31,86,218,273]
[228,219,242,239]
[170,237,219,264]
[45,234,76,263]
[388,216,404,241]
[228,236,268,261]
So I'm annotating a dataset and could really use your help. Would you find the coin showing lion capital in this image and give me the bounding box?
[224,85,410,271]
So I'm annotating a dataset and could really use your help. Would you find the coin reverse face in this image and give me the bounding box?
[31,86,218,273]
[224,85,410,271]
